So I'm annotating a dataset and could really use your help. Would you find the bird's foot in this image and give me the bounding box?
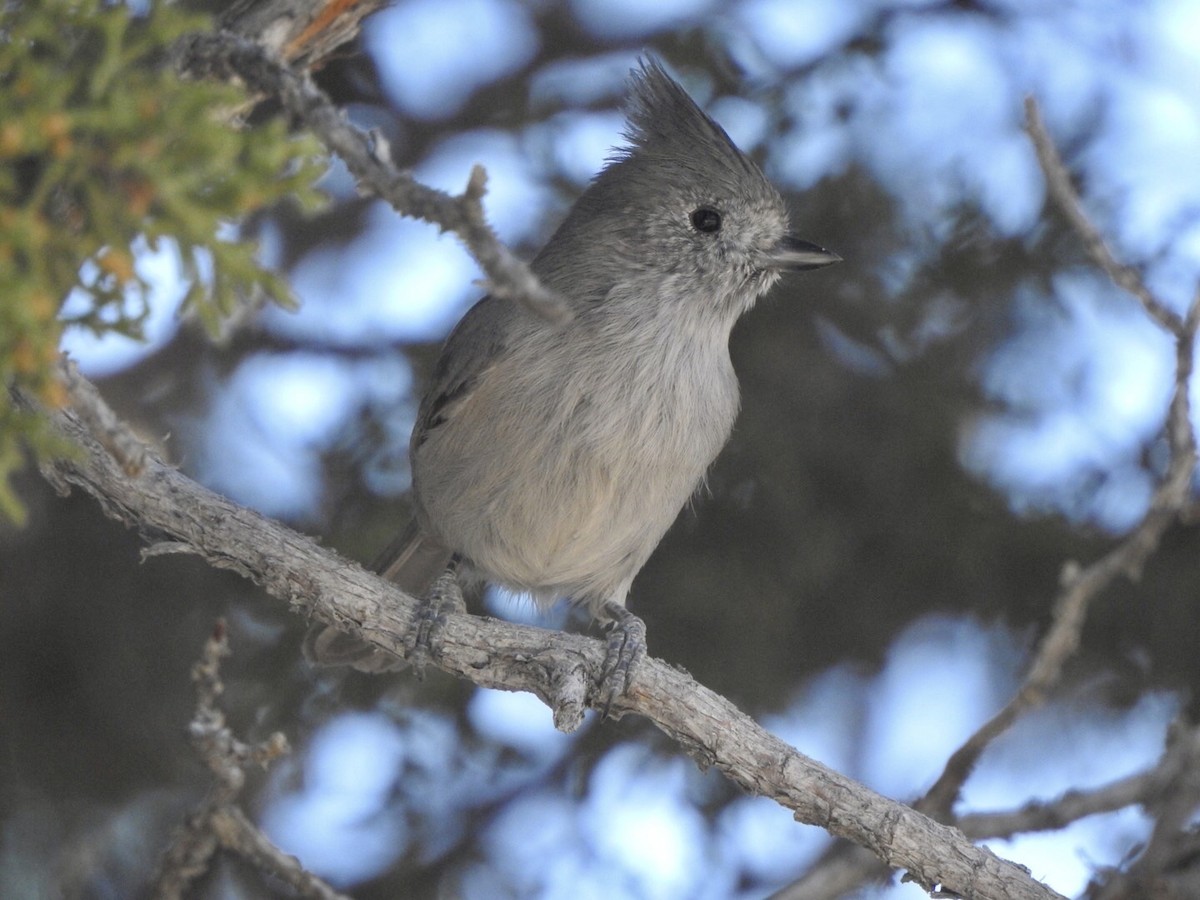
[406,567,465,678]
[596,602,647,716]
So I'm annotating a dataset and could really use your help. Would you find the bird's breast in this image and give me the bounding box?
[413,309,741,602]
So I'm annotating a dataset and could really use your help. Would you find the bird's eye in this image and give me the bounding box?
[690,207,722,234]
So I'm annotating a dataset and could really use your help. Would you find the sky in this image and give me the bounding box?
[57,0,1200,896]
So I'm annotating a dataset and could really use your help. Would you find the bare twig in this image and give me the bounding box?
[920,99,1200,822]
[153,620,347,900]
[1024,97,1182,334]
[18,359,1063,900]
[768,844,887,900]
[176,30,571,325]
[209,806,349,900]
[1089,721,1200,900]
[959,769,1160,840]
[776,97,1200,900]
[1086,830,1200,900]
[956,719,1200,842]
[780,730,1200,900]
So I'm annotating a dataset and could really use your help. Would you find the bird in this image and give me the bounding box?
[307,58,840,705]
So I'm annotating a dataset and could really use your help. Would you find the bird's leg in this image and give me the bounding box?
[596,601,647,715]
[406,565,465,679]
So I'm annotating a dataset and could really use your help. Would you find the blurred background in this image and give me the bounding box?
[4,0,1200,897]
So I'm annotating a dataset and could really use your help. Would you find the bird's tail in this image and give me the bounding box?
[371,517,453,593]
[303,519,453,672]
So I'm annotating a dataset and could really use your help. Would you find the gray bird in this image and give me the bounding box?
[308,59,839,702]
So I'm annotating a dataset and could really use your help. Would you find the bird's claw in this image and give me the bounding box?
[596,602,647,716]
[406,568,465,678]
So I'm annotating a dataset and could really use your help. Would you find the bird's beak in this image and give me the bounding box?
[764,235,842,272]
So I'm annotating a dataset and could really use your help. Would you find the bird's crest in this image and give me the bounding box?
[619,58,761,183]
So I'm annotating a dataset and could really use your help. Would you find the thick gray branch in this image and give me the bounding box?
[22,367,1062,900]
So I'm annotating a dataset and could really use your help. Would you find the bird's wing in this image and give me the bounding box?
[412,294,509,449]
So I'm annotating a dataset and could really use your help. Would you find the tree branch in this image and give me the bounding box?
[18,360,1063,900]
[774,731,1200,900]
[1088,720,1200,900]
[175,29,571,325]
[773,95,1200,900]
[153,619,347,900]
[1023,97,1183,334]
[920,98,1200,821]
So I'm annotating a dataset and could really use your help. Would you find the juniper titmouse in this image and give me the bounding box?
[309,60,839,699]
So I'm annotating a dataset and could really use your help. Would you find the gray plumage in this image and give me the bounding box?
[310,59,838,673]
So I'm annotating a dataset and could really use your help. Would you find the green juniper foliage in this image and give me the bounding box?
[0,0,326,522]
